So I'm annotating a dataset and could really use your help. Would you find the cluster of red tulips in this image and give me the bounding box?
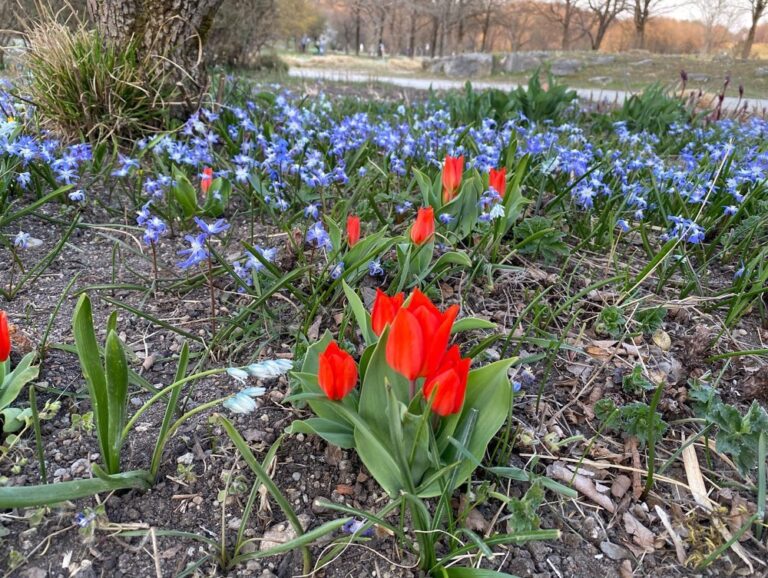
[317,289,470,417]
[442,155,507,204]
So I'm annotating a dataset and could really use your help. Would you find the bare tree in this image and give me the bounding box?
[583,0,626,50]
[534,0,584,50]
[741,0,767,58]
[632,0,663,49]
[694,0,737,54]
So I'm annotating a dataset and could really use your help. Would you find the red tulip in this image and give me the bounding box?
[423,345,470,416]
[489,167,506,198]
[385,288,459,381]
[371,289,404,335]
[201,167,213,194]
[318,341,358,400]
[410,207,435,245]
[0,311,10,363]
[347,215,361,247]
[442,155,464,203]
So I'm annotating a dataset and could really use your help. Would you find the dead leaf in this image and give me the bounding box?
[611,475,632,499]
[547,462,615,513]
[619,559,634,578]
[335,484,354,495]
[652,329,671,351]
[307,315,322,341]
[654,505,686,565]
[464,508,490,532]
[623,512,655,553]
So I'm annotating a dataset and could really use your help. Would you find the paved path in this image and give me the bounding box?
[288,67,768,112]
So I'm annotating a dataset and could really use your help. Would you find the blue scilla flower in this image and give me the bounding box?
[330,262,345,280]
[13,231,29,249]
[234,165,249,183]
[368,260,384,276]
[395,201,413,215]
[723,205,738,216]
[488,203,505,220]
[617,219,630,232]
[69,190,85,202]
[734,261,745,280]
[304,203,320,219]
[177,233,209,268]
[439,213,455,224]
[194,216,230,236]
[306,221,332,250]
[16,172,31,188]
[342,518,374,537]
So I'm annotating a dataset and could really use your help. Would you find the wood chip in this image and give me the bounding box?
[611,475,632,499]
[654,505,686,565]
[547,462,615,513]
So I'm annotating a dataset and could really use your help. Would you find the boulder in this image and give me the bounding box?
[498,52,545,73]
[438,53,493,77]
[551,58,582,76]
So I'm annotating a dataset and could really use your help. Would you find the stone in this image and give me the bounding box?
[498,52,545,74]
[600,540,632,560]
[594,55,616,65]
[589,76,612,85]
[428,53,493,78]
[756,67,768,77]
[551,58,582,76]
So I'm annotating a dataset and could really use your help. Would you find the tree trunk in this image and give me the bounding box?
[561,5,571,50]
[480,5,492,52]
[741,1,766,60]
[87,0,224,113]
[430,15,439,57]
[409,8,417,56]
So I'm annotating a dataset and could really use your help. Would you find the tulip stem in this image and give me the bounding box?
[409,379,416,400]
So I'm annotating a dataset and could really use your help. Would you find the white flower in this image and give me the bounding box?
[223,393,257,414]
[245,359,293,379]
[226,367,250,383]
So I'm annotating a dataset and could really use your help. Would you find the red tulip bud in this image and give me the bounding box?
[489,167,506,197]
[442,155,464,203]
[0,311,10,363]
[201,167,213,194]
[371,289,404,335]
[318,341,358,400]
[347,215,361,247]
[423,345,470,416]
[410,207,435,245]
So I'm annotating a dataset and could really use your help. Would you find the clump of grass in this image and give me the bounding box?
[23,18,177,143]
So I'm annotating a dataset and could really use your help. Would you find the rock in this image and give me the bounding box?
[551,58,582,76]
[594,55,616,65]
[259,515,310,551]
[176,452,194,465]
[755,67,768,77]
[70,458,90,476]
[498,52,545,73]
[589,76,612,85]
[600,540,632,560]
[428,53,493,78]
